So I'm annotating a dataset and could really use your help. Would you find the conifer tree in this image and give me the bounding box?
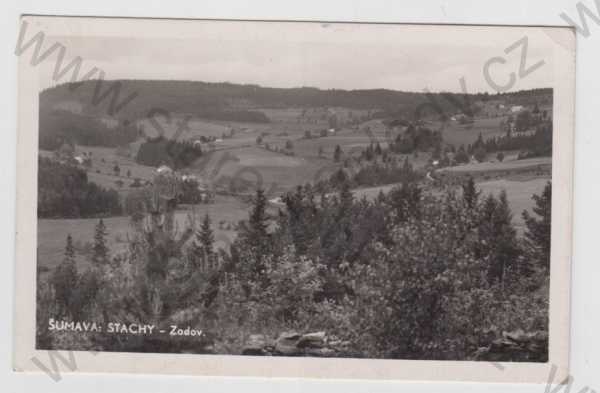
[333,145,342,162]
[522,182,552,270]
[478,192,520,284]
[365,144,374,161]
[92,219,109,265]
[64,233,76,265]
[455,144,469,164]
[494,190,520,278]
[462,177,480,209]
[248,188,269,240]
[235,188,272,283]
[52,234,79,316]
[198,213,214,258]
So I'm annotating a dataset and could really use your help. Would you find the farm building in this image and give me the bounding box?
[156,165,173,174]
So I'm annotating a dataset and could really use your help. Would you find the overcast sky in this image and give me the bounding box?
[36,20,561,93]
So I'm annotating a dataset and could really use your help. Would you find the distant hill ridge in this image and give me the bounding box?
[40,79,552,120]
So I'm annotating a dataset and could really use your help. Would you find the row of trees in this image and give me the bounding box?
[350,158,421,188]
[391,124,443,154]
[135,137,203,169]
[483,121,553,159]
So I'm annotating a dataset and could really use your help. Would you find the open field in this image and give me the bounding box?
[291,131,390,159]
[137,116,232,140]
[37,195,253,272]
[45,112,392,199]
[190,146,332,194]
[429,116,507,148]
[40,147,157,193]
[77,145,156,188]
[37,215,132,272]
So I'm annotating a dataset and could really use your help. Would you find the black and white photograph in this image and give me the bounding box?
[12,15,575,381]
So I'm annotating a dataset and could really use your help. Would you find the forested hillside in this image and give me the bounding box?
[39,79,552,120]
[39,109,139,150]
[37,157,122,218]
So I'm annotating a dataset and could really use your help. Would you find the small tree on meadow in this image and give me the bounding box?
[473,147,487,162]
[333,145,342,162]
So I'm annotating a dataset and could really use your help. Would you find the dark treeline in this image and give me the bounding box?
[40,80,552,120]
[135,137,203,169]
[40,170,551,361]
[352,157,421,188]
[390,124,442,154]
[39,109,139,150]
[468,120,553,160]
[37,157,122,218]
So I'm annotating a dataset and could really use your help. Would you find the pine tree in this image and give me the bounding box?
[333,145,342,162]
[236,188,272,283]
[320,177,355,266]
[478,192,520,284]
[248,189,269,240]
[64,233,76,265]
[462,177,480,209]
[455,144,469,164]
[199,213,214,258]
[522,182,552,270]
[337,179,354,214]
[52,234,79,316]
[365,144,374,161]
[494,191,520,278]
[92,219,109,265]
